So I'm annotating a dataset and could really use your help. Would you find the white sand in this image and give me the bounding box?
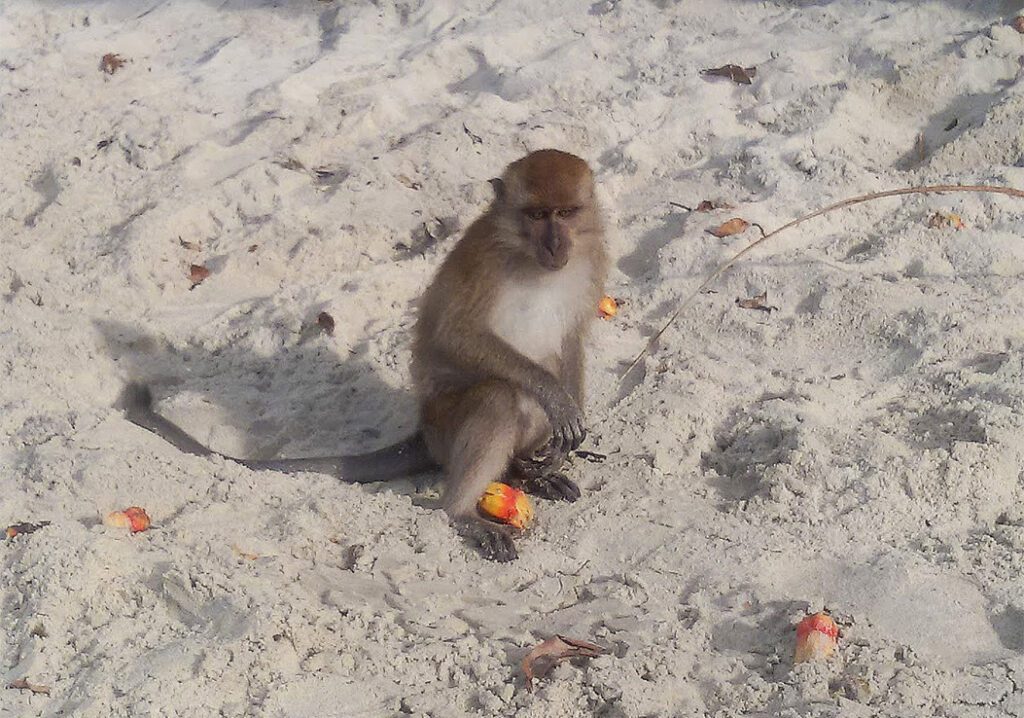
[3,0,1024,715]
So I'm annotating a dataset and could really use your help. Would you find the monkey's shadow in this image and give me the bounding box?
[96,319,428,480]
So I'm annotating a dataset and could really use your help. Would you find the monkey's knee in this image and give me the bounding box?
[514,393,551,454]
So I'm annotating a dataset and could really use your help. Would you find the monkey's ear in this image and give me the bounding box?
[488,177,506,202]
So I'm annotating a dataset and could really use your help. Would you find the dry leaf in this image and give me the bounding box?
[1012,16,1024,33]
[696,199,734,212]
[179,237,201,251]
[521,635,608,691]
[189,263,211,287]
[231,544,261,560]
[700,64,756,84]
[316,311,336,336]
[396,174,422,190]
[5,521,50,539]
[8,678,50,695]
[100,53,126,75]
[463,123,483,145]
[736,291,777,313]
[707,217,750,238]
[274,157,306,172]
[927,211,965,230]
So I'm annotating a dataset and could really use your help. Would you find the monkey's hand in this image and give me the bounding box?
[509,463,581,502]
[537,388,586,453]
[453,517,518,562]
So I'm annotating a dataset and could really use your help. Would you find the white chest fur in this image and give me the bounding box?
[488,259,591,364]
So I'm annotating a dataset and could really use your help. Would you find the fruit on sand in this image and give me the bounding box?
[794,612,838,663]
[104,507,151,534]
[477,482,534,529]
[598,295,618,319]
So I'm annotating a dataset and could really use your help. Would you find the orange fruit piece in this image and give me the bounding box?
[477,482,534,529]
[104,506,151,534]
[598,295,618,319]
[794,612,838,663]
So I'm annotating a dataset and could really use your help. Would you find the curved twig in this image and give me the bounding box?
[618,184,1024,384]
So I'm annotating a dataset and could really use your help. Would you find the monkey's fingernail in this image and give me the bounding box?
[794,612,838,663]
[477,482,534,529]
[598,295,618,319]
[103,506,151,534]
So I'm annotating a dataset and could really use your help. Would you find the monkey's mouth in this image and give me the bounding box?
[538,245,569,270]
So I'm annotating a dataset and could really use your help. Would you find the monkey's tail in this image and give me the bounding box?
[237,433,437,483]
[117,383,438,483]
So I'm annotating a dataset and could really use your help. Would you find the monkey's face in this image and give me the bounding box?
[494,149,598,270]
[520,206,580,270]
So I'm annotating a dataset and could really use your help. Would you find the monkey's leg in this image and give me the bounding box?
[423,382,523,562]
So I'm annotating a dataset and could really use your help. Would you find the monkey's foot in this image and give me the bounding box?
[516,472,581,503]
[454,518,518,562]
[511,446,566,477]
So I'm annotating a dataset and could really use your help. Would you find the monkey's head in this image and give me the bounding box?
[491,149,598,271]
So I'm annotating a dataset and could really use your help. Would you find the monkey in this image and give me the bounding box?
[119,148,608,562]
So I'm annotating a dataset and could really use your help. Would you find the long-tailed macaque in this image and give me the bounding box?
[120,149,609,561]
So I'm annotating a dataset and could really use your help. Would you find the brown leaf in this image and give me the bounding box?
[100,53,126,75]
[8,678,50,695]
[231,544,261,561]
[707,217,750,238]
[396,174,422,190]
[521,635,608,691]
[316,311,336,336]
[463,123,483,145]
[189,264,211,287]
[5,521,50,540]
[695,199,735,212]
[274,157,306,172]
[735,291,777,313]
[926,211,965,230]
[700,64,756,84]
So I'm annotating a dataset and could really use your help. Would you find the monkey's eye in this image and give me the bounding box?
[524,209,548,221]
[555,207,579,219]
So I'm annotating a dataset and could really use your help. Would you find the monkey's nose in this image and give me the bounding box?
[543,232,561,256]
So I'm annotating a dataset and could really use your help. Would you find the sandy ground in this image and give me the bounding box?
[3,0,1024,716]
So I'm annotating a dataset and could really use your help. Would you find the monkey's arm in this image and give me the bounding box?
[432,327,586,451]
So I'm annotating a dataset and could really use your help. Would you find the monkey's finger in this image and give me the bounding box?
[566,421,586,451]
[561,475,582,502]
[576,424,588,450]
[553,424,572,454]
[547,427,563,454]
[549,473,581,502]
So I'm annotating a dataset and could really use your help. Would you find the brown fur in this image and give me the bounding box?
[412,148,608,560]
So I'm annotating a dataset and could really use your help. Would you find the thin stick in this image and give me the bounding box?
[619,184,1024,383]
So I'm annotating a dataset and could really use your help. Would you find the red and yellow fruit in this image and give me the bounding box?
[477,483,534,529]
[794,612,838,663]
[104,506,151,534]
